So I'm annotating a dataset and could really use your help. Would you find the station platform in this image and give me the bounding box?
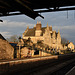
[66,66,75,75]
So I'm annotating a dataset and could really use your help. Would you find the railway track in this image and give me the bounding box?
[24,58,75,75]
[1,53,75,75]
[50,60,75,75]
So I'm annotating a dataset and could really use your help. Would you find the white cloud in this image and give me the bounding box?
[0,20,34,28]
[0,31,12,38]
[0,20,35,38]
[53,25,75,31]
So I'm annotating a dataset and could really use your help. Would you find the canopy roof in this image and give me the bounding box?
[0,0,75,19]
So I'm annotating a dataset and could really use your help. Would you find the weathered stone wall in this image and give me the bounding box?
[23,23,63,50]
[23,34,63,50]
[23,36,44,43]
[0,39,14,59]
[17,46,51,58]
[35,30,42,36]
[21,47,29,58]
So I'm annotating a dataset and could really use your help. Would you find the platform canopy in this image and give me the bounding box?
[0,0,75,19]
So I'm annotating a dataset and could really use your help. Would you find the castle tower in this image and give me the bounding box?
[35,21,42,36]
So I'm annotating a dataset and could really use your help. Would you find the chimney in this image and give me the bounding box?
[36,21,41,30]
[35,21,42,36]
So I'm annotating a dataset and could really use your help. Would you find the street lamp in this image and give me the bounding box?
[19,36,21,58]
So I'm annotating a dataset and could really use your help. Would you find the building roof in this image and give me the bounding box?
[23,25,59,37]
[23,22,60,37]
[0,34,6,40]
[25,28,36,36]
[9,42,17,47]
[41,27,46,36]
[24,27,52,36]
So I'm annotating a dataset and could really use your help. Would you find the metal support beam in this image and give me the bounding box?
[15,0,44,19]
[35,7,75,13]
[0,12,23,17]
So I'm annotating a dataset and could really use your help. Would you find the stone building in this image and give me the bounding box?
[64,42,75,50]
[17,38,52,58]
[68,42,74,50]
[0,34,14,59]
[23,22,63,50]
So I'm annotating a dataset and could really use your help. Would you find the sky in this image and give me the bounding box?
[0,10,75,44]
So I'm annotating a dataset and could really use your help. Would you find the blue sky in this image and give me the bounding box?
[0,10,75,44]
